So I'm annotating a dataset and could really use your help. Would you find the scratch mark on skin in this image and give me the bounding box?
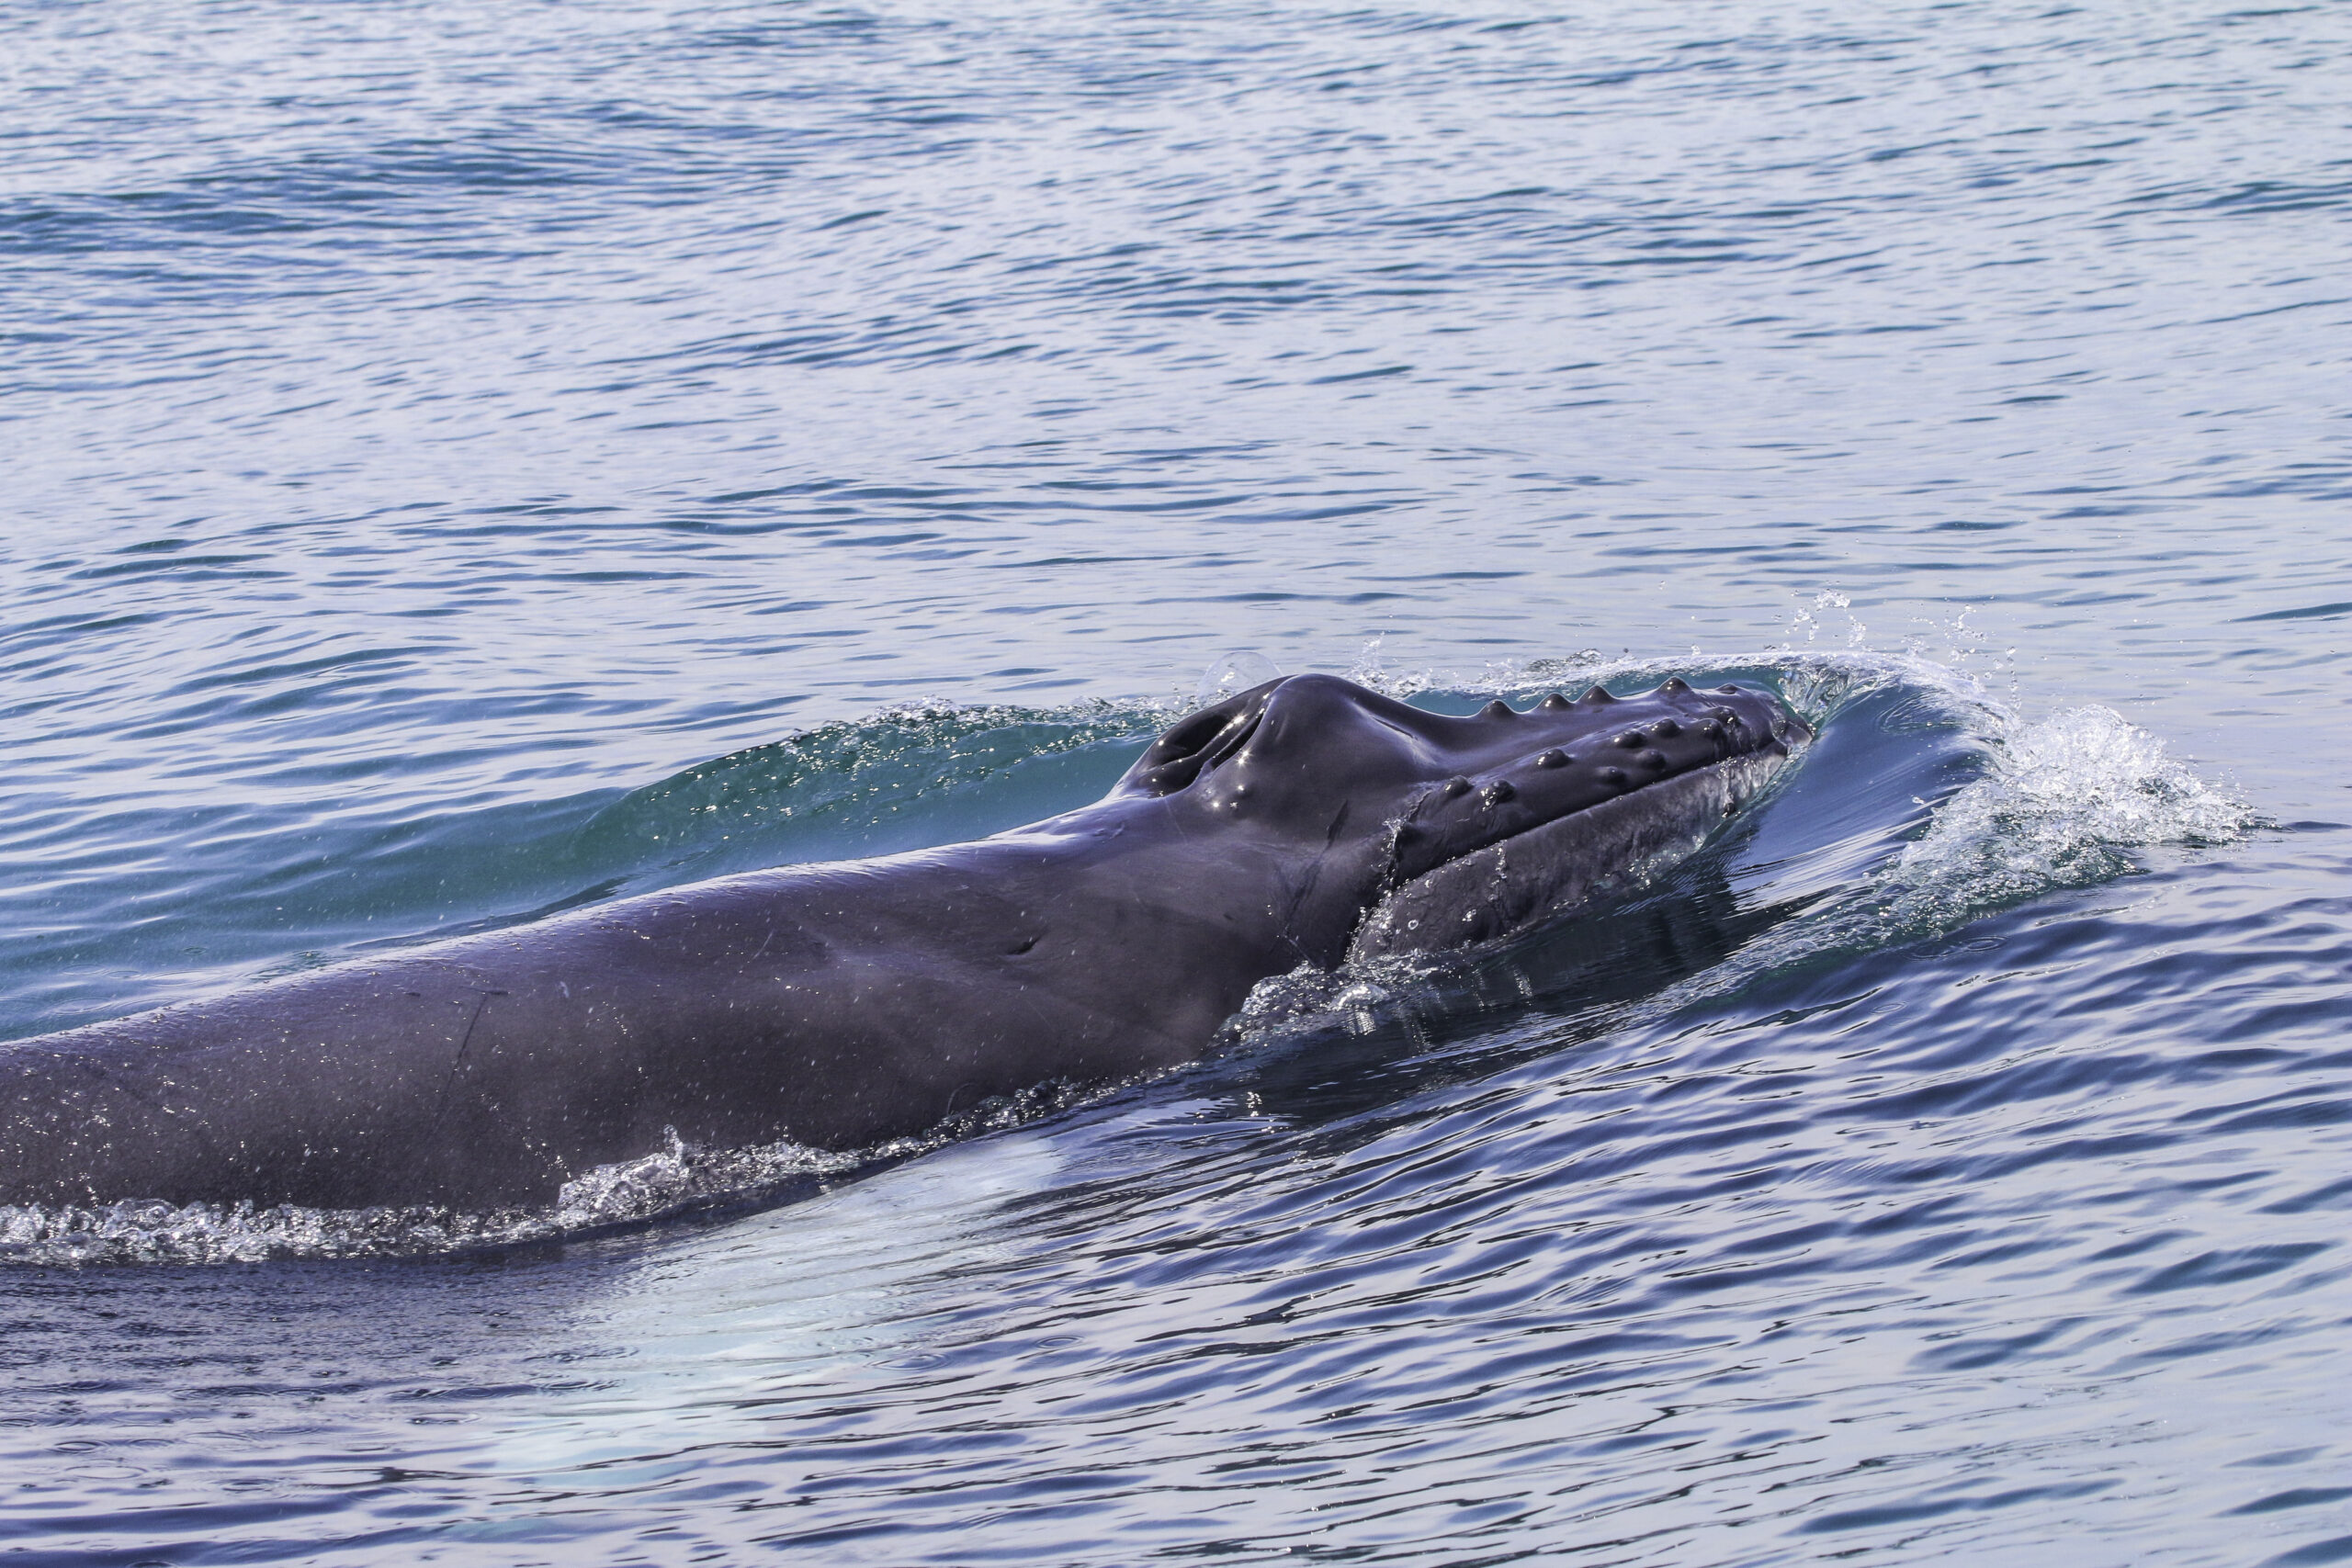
[424,988,508,1152]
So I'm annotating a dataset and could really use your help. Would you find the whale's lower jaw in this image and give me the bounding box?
[1348,750,1790,962]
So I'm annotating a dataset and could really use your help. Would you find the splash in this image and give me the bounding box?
[1222,654,2258,1057]
[0,1195,562,1266]
[1616,677,2255,1033]
[0,1081,1092,1266]
[1224,961,1439,1050]
[1886,702,2256,919]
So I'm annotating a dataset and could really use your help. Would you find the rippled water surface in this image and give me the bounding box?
[5,0,2351,1562]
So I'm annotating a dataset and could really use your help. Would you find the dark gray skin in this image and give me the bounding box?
[0,674,1805,1213]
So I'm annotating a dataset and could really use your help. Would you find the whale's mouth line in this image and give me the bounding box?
[1352,744,1804,963]
[1381,742,1797,898]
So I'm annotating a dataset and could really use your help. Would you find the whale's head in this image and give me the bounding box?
[1114,673,1808,960]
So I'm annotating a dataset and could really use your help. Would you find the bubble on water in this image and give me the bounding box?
[1195,649,1283,705]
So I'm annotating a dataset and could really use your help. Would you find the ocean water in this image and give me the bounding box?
[3,0,2349,1560]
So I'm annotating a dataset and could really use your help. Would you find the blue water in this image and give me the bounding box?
[4,0,2349,1560]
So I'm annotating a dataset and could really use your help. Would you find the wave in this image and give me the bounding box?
[1196,651,2258,1080]
[0,653,2256,1264]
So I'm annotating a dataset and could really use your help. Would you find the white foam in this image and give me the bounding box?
[0,1080,1091,1266]
[1893,703,2256,914]
[1625,688,2256,1033]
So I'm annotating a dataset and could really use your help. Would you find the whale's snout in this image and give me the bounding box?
[1384,679,1801,884]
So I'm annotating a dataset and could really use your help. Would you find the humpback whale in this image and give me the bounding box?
[0,675,1806,1213]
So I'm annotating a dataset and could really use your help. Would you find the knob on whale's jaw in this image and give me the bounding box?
[1384,685,1799,883]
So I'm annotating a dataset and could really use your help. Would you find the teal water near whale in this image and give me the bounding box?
[3,0,2349,1561]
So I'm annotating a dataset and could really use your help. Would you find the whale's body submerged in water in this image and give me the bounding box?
[0,675,1806,1212]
